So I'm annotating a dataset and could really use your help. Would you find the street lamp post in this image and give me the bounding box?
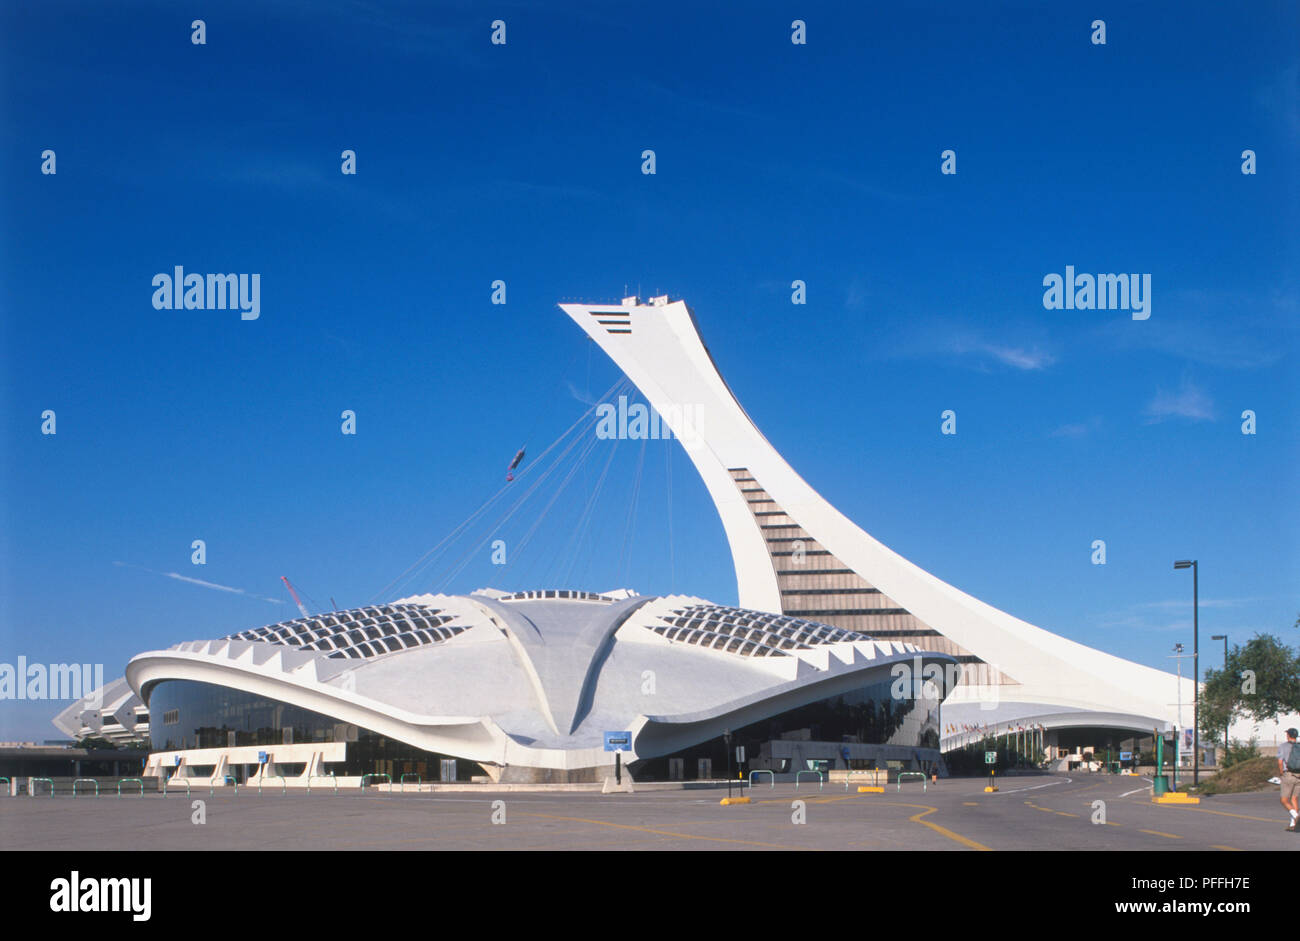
[1211,633,1228,762]
[723,728,732,800]
[1170,643,1185,791]
[1175,560,1199,788]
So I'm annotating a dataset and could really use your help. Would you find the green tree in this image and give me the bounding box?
[1200,624,1300,745]
[1222,737,1260,769]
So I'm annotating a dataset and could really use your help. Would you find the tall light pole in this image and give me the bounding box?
[1170,642,1185,791]
[723,728,732,800]
[1211,633,1228,762]
[1175,560,1199,787]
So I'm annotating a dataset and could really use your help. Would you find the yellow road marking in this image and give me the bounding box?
[755,793,861,806]
[516,812,807,850]
[1055,812,1078,818]
[1138,829,1182,839]
[1153,805,1275,824]
[1211,845,1242,851]
[888,802,991,851]
[963,802,979,806]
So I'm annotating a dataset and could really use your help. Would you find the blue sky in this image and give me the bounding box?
[1,0,1296,739]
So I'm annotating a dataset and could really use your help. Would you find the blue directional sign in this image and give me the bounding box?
[603,731,632,752]
[174,755,181,766]
[258,751,268,764]
[1119,751,1132,761]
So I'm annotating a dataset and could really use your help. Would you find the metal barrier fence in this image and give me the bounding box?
[163,777,190,798]
[795,770,824,791]
[210,775,238,796]
[30,777,54,797]
[748,769,775,789]
[400,773,421,792]
[843,770,881,791]
[307,773,337,794]
[360,773,391,793]
[72,778,99,798]
[260,774,287,795]
[0,776,9,796]
[117,778,144,798]
[897,771,928,792]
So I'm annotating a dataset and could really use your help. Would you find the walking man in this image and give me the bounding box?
[1279,728,1299,832]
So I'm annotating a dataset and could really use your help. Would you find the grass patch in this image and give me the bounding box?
[1192,756,1279,795]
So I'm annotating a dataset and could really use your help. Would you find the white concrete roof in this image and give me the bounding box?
[123,591,955,772]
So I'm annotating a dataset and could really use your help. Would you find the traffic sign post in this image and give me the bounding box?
[603,731,632,786]
[984,750,998,792]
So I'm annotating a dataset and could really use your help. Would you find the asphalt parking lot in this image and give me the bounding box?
[2,774,1294,851]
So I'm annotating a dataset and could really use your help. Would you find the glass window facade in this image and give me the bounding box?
[146,679,483,780]
[632,675,941,780]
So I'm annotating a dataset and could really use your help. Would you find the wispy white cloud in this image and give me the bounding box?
[565,380,596,406]
[1099,596,1260,635]
[813,168,912,203]
[1093,288,1295,369]
[1143,378,1215,423]
[1134,598,1254,611]
[114,561,285,605]
[1050,416,1103,438]
[947,335,1057,371]
[876,316,1060,372]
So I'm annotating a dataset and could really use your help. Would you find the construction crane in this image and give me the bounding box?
[280,576,310,618]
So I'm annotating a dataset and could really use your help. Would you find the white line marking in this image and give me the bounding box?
[987,776,1071,795]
